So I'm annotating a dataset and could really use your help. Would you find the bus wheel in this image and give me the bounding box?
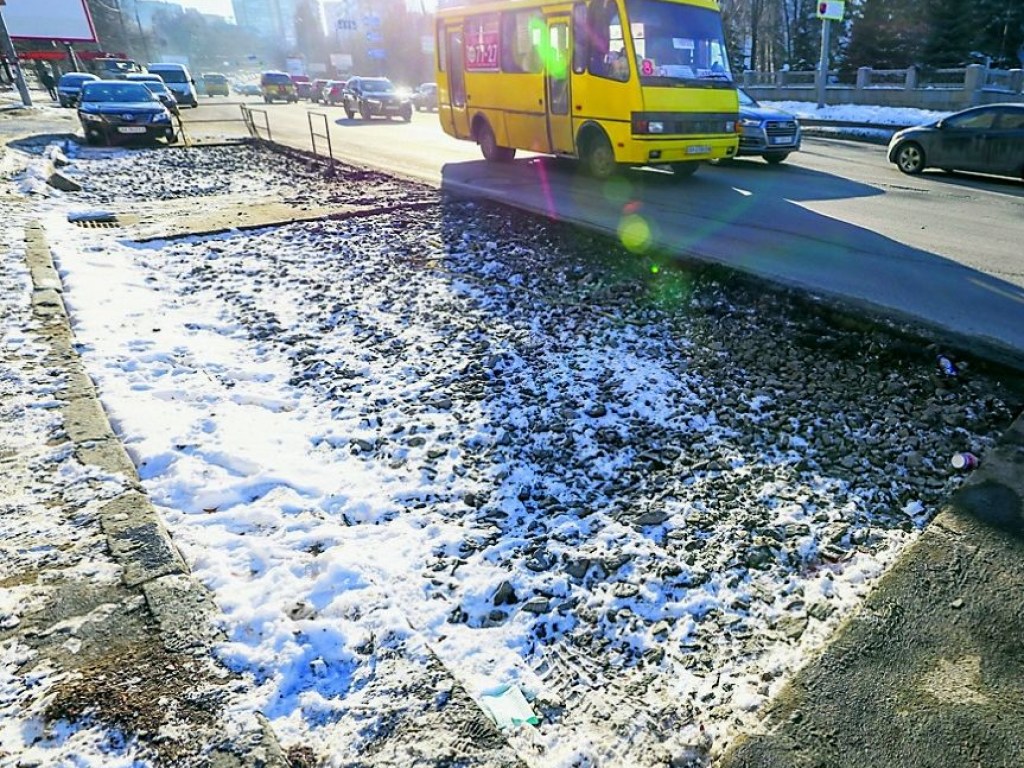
[583,133,617,179]
[478,121,515,162]
[670,162,700,178]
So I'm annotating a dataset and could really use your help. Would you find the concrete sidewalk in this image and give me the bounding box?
[721,415,1024,768]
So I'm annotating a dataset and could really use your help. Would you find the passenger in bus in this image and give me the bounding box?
[610,48,630,79]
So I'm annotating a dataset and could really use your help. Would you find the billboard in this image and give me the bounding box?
[2,0,98,42]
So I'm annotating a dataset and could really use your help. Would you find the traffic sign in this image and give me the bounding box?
[816,1,844,20]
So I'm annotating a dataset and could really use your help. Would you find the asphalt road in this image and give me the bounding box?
[181,98,1024,364]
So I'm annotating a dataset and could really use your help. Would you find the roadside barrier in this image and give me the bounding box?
[306,111,337,176]
[240,105,271,142]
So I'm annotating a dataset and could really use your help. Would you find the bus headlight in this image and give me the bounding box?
[647,121,665,134]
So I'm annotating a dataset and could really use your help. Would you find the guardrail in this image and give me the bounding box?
[306,111,337,176]
[241,105,272,142]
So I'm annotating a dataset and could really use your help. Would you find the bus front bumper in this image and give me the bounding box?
[623,136,739,165]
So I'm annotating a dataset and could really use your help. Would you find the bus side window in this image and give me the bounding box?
[501,11,543,73]
[572,3,587,75]
[437,21,446,72]
[587,0,628,82]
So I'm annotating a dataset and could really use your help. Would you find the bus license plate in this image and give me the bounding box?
[686,145,710,155]
[118,126,146,134]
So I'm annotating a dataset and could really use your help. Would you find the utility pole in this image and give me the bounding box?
[815,16,830,108]
[0,5,32,107]
[815,1,845,109]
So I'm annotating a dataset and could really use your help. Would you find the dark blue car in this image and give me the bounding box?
[77,81,176,146]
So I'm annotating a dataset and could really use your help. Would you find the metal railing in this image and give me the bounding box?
[241,105,272,141]
[306,111,336,175]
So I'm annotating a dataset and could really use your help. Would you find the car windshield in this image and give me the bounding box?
[205,74,227,83]
[361,79,394,93]
[621,0,733,86]
[420,83,436,92]
[152,69,188,83]
[59,74,94,87]
[141,81,171,95]
[81,82,158,103]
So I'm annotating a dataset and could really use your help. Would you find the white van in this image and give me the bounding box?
[146,63,198,108]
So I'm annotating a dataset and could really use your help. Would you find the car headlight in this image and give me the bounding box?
[151,112,171,123]
[80,112,105,123]
[739,118,761,128]
[647,121,665,134]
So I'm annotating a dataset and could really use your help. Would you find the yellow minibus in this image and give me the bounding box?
[435,0,740,178]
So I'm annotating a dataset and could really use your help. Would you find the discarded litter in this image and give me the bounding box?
[480,684,539,728]
[950,452,979,470]
[936,354,959,377]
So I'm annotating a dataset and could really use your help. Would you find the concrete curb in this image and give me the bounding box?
[720,414,1024,768]
[22,222,289,767]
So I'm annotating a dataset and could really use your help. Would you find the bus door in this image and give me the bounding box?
[445,26,470,139]
[546,18,574,154]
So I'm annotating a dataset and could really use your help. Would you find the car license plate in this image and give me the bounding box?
[686,145,711,155]
[771,136,790,145]
[118,126,146,134]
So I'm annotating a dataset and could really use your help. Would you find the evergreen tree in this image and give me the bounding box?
[843,0,927,68]
[922,0,973,67]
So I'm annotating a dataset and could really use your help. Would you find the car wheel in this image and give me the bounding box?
[478,120,515,162]
[165,131,177,144]
[894,142,925,175]
[344,105,354,119]
[359,102,372,121]
[401,106,412,122]
[263,96,270,104]
[582,132,616,179]
[670,162,700,178]
[764,152,789,165]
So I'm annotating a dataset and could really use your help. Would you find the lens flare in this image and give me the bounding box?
[618,214,652,253]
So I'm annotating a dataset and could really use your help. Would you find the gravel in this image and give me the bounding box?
[31,142,1024,766]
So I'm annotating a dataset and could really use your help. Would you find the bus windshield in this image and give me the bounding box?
[624,0,732,86]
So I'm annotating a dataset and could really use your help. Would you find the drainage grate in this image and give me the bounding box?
[71,218,122,229]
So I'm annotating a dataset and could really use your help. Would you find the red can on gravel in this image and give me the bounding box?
[950,452,979,470]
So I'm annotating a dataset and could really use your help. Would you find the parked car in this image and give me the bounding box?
[412,82,437,112]
[734,87,801,164]
[342,77,412,122]
[146,62,199,108]
[77,80,176,146]
[888,103,1024,179]
[56,72,99,108]
[237,83,261,97]
[323,80,348,105]
[203,72,230,97]
[260,71,298,103]
[309,78,330,103]
[124,73,180,115]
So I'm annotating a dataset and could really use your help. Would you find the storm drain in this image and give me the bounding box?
[70,219,121,229]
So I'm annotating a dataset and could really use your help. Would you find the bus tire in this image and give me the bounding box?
[671,162,700,178]
[582,132,617,179]
[478,120,515,162]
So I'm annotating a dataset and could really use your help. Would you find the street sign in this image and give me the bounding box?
[816,1,844,20]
